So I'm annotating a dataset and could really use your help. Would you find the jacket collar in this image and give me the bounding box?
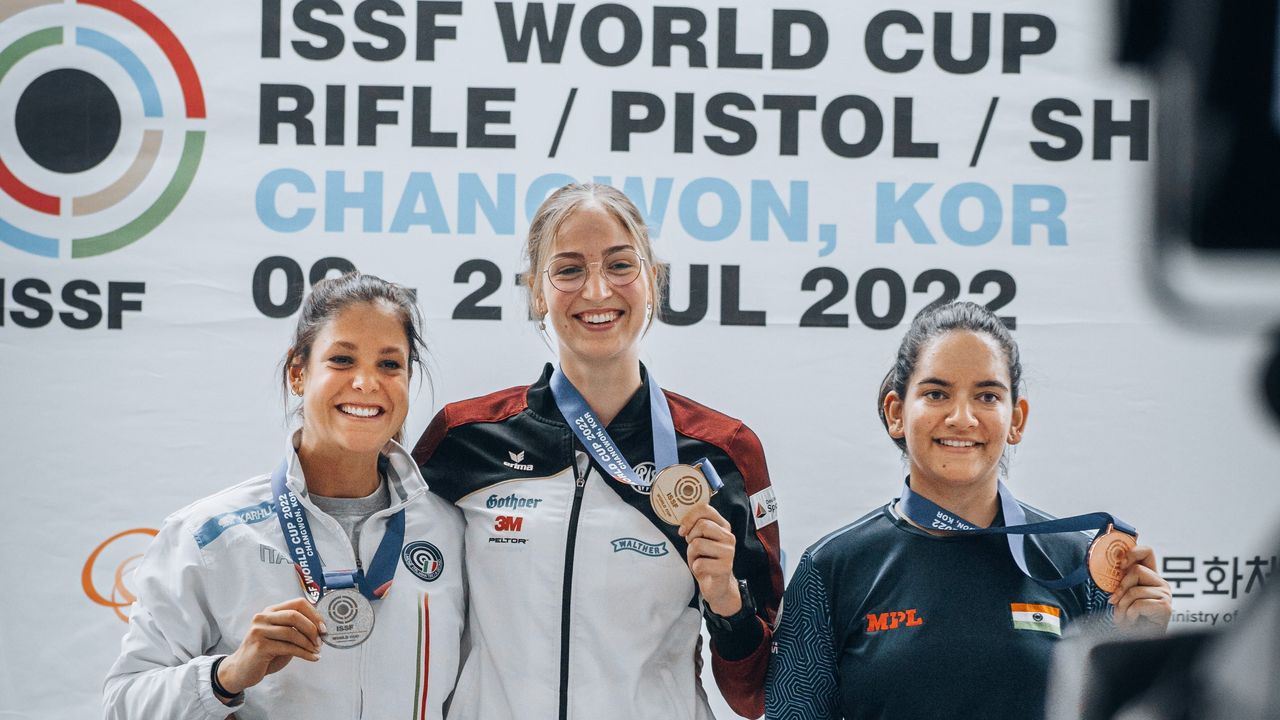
[525,362,654,430]
[283,429,426,508]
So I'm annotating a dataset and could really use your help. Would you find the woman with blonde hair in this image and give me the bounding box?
[414,183,783,719]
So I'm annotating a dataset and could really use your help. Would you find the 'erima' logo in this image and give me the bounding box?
[503,449,533,471]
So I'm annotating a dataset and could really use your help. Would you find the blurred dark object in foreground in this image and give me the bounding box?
[1120,0,1280,426]
[1120,0,1280,253]
[1047,4,1280,718]
[1047,559,1280,720]
[1267,337,1280,427]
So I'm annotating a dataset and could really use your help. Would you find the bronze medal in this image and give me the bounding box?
[649,463,713,525]
[316,587,375,648]
[1086,525,1137,593]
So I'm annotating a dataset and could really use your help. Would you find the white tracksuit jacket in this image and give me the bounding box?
[412,366,784,720]
[103,436,466,720]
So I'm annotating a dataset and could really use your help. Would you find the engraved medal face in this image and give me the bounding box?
[1087,526,1137,593]
[649,464,712,525]
[316,587,375,649]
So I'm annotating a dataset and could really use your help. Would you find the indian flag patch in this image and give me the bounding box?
[1010,603,1062,636]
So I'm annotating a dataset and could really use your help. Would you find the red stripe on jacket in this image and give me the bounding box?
[666,389,782,719]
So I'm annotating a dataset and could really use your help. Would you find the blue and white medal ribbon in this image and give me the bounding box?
[898,477,1137,591]
[549,365,723,524]
[271,459,406,602]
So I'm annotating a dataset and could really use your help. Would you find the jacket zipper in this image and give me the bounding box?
[356,553,366,717]
[559,451,587,720]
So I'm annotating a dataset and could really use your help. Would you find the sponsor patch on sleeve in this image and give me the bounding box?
[749,487,779,529]
[1010,602,1062,636]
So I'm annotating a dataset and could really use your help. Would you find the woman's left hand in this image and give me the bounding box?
[1109,545,1173,631]
[679,503,742,616]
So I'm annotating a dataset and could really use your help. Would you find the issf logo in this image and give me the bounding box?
[0,0,205,259]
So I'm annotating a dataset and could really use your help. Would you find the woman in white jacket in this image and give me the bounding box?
[104,273,465,720]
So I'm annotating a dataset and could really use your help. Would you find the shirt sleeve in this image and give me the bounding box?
[1083,577,1116,625]
[102,517,235,720]
[708,422,784,719]
[765,551,841,720]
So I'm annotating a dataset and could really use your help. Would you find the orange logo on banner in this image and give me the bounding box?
[82,528,158,622]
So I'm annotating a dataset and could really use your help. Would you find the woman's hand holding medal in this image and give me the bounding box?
[678,504,742,617]
[1107,544,1173,630]
[549,364,745,617]
[215,597,326,701]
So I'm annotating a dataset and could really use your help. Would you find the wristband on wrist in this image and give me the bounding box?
[702,578,757,635]
[210,656,244,703]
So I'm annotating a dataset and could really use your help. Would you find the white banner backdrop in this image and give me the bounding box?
[2,1,1279,717]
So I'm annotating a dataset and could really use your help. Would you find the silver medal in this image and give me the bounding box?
[317,587,375,648]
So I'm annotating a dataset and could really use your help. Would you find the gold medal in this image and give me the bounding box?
[1086,524,1137,593]
[649,463,713,525]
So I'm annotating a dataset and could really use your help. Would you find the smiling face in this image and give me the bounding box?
[538,202,654,373]
[290,301,411,461]
[883,330,1028,496]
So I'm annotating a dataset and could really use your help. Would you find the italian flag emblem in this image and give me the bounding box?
[1010,603,1061,636]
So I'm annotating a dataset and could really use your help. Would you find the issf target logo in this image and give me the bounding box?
[401,540,444,582]
[0,0,204,259]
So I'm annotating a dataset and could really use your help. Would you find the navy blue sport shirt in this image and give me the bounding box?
[766,500,1113,720]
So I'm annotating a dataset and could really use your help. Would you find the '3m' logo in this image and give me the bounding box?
[494,515,523,532]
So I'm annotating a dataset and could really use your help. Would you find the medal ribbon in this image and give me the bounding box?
[898,477,1137,590]
[549,366,724,493]
[271,459,406,602]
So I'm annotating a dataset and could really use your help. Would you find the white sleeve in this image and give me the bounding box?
[102,516,240,720]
